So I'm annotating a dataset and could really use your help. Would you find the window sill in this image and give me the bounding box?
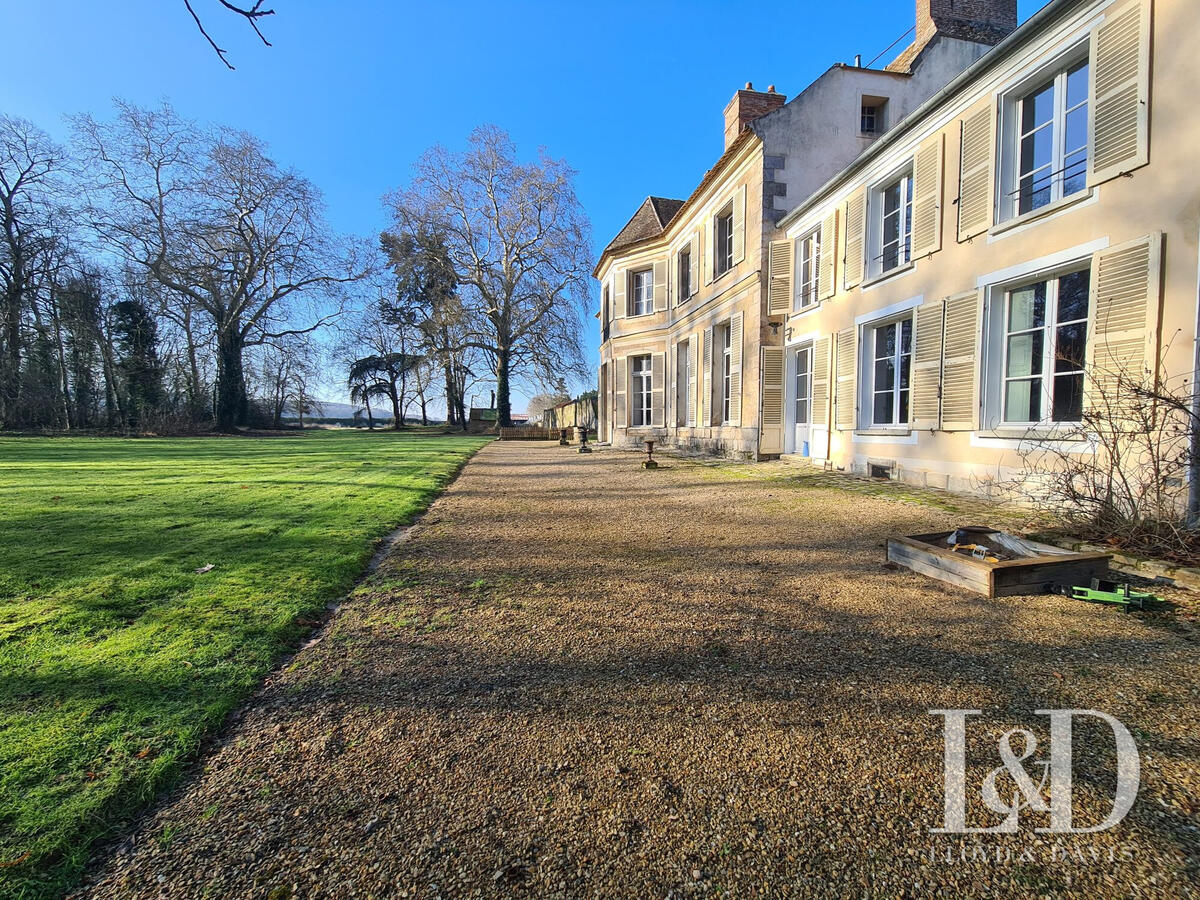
[981,427,1088,442]
[854,428,912,437]
[791,300,822,317]
[990,190,1093,237]
[861,261,915,289]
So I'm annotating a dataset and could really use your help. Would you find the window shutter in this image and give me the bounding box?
[598,362,608,440]
[910,133,944,258]
[728,311,744,426]
[940,290,983,431]
[668,341,678,426]
[1086,233,1163,409]
[732,185,747,264]
[614,356,627,427]
[613,270,626,318]
[811,336,831,428]
[702,218,713,285]
[651,352,666,427]
[687,336,698,426]
[767,240,793,316]
[911,298,945,430]
[689,233,700,296]
[1088,0,1152,187]
[702,326,713,425]
[842,188,867,291]
[653,259,668,312]
[818,209,839,301]
[957,102,995,242]
[759,346,785,455]
[835,326,857,431]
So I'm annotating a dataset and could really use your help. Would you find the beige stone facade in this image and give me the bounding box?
[597,0,1199,509]
[771,0,1195,500]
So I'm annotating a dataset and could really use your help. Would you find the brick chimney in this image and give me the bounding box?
[916,0,1017,47]
[723,83,786,150]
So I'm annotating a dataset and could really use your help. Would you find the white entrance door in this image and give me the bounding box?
[793,345,812,457]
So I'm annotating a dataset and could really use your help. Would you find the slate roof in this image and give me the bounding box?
[602,196,686,256]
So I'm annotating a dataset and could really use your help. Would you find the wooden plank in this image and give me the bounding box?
[887,538,992,595]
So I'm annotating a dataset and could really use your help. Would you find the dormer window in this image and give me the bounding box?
[860,96,889,135]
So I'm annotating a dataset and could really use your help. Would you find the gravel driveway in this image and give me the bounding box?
[82,441,1199,897]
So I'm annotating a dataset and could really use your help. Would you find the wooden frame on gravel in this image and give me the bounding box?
[887,529,1111,598]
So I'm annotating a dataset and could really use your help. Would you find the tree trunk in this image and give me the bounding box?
[183,305,205,422]
[215,327,248,432]
[365,394,374,430]
[48,293,73,430]
[420,393,428,426]
[388,383,402,431]
[496,344,512,428]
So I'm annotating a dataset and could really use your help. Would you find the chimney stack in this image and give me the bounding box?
[916,0,1017,47]
[723,83,787,150]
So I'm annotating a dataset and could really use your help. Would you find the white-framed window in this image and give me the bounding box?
[869,168,914,278]
[1002,53,1089,220]
[866,317,913,427]
[630,268,654,316]
[677,247,691,303]
[714,204,734,277]
[794,345,811,425]
[1000,268,1090,425]
[630,354,652,426]
[795,227,821,311]
[675,340,690,426]
[721,324,732,424]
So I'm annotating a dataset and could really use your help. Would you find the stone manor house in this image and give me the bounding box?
[595,0,1196,498]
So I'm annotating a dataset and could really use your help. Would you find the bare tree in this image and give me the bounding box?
[184,0,274,70]
[1006,352,1197,561]
[0,115,66,427]
[76,101,363,431]
[387,126,592,428]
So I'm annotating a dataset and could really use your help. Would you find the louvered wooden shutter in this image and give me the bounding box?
[613,271,626,318]
[911,299,945,430]
[759,346,785,455]
[940,291,983,431]
[910,133,944,258]
[732,185,747,265]
[842,189,867,291]
[768,240,793,315]
[1086,233,1163,409]
[653,259,668,312]
[689,233,700,297]
[686,337,698,426]
[598,363,608,439]
[818,209,838,300]
[651,352,665,427]
[957,102,995,242]
[835,326,857,431]
[702,219,713,285]
[812,336,831,428]
[1088,0,1152,187]
[614,356,627,427]
[668,341,678,425]
[728,312,744,426]
[701,326,713,425]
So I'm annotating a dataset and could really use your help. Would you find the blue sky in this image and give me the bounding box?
[0,0,1045,411]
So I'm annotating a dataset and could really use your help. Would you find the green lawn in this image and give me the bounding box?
[0,430,489,897]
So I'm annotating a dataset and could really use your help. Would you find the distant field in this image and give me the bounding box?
[0,430,489,898]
